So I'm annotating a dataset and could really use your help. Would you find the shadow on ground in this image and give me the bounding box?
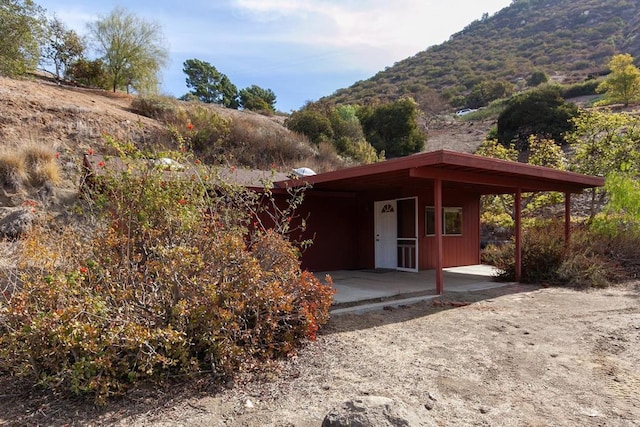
[321,283,542,335]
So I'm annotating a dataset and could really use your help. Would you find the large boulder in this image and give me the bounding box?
[0,208,35,239]
[322,396,435,427]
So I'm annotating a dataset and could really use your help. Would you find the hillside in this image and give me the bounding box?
[0,75,491,185]
[0,75,330,184]
[325,0,640,111]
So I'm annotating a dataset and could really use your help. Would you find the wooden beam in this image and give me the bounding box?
[434,178,444,294]
[410,167,588,194]
[515,188,522,282]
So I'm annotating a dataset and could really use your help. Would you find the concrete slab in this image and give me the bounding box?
[317,265,511,308]
[330,294,438,315]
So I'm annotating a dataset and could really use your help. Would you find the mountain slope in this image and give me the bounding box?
[326,0,640,111]
[0,75,330,182]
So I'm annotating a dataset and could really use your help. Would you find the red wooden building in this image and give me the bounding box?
[84,150,605,294]
[275,150,604,293]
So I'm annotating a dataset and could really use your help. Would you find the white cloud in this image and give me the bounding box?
[34,0,513,110]
[229,0,511,71]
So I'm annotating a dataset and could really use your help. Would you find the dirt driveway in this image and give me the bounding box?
[1,283,639,426]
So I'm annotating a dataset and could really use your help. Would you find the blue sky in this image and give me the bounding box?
[36,0,512,112]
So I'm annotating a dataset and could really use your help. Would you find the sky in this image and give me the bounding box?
[35,0,513,112]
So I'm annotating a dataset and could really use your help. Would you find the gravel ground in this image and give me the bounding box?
[1,282,639,426]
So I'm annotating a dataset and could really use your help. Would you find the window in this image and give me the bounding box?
[425,206,463,236]
[443,207,463,235]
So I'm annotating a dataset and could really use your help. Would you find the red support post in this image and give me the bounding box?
[565,192,571,249]
[435,178,444,294]
[515,188,522,283]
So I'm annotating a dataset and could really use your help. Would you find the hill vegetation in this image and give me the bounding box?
[325,0,640,112]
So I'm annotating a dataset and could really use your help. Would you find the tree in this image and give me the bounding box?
[239,85,277,113]
[285,107,334,145]
[358,98,425,158]
[182,58,239,108]
[566,110,640,217]
[465,79,514,108]
[596,53,640,107]
[329,104,365,146]
[66,58,108,88]
[219,75,239,109]
[42,16,85,81]
[0,0,45,76]
[477,136,567,225]
[88,7,168,93]
[527,70,549,87]
[496,85,579,149]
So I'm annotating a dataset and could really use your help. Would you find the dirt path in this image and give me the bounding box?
[1,282,638,426]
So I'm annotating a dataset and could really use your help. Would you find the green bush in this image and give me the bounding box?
[483,221,565,284]
[496,85,579,149]
[0,149,334,403]
[562,80,599,99]
[66,58,108,89]
[482,220,638,288]
[131,95,180,122]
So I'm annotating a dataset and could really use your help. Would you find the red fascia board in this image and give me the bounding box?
[435,151,605,188]
[276,150,605,191]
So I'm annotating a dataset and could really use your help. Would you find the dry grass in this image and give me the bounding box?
[0,145,61,193]
[0,151,28,192]
[22,144,62,186]
[303,141,345,173]
[132,95,347,172]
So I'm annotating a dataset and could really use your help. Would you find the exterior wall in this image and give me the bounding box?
[296,194,359,271]
[419,195,481,269]
[298,185,481,272]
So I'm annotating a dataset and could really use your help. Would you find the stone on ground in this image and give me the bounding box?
[322,395,435,427]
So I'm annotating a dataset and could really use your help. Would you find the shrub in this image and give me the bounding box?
[0,151,28,192]
[343,139,385,165]
[562,80,599,99]
[165,106,231,161]
[483,221,565,283]
[131,95,180,122]
[496,85,579,149]
[482,220,638,288]
[556,224,636,288]
[225,114,315,170]
[66,58,108,88]
[0,148,334,402]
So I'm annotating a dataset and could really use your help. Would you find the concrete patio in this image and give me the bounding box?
[316,265,513,314]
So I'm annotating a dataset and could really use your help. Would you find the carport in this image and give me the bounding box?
[278,150,605,294]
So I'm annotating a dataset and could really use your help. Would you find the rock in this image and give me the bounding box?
[322,396,435,427]
[0,208,35,239]
[424,400,434,411]
[244,399,254,409]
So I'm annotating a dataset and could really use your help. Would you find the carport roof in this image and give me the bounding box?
[277,150,604,194]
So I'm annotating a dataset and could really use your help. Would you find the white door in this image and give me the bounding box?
[374,200,397,269]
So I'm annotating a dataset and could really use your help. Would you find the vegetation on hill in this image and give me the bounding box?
[596,53,640,106]
[0,144,334,402]
[495,85,580,148]
[285,98,425,160]
[88,7,168,94]
[0,0,45,77]
[325,0,640,112]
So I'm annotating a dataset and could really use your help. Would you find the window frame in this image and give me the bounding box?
[425,206,463,236]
